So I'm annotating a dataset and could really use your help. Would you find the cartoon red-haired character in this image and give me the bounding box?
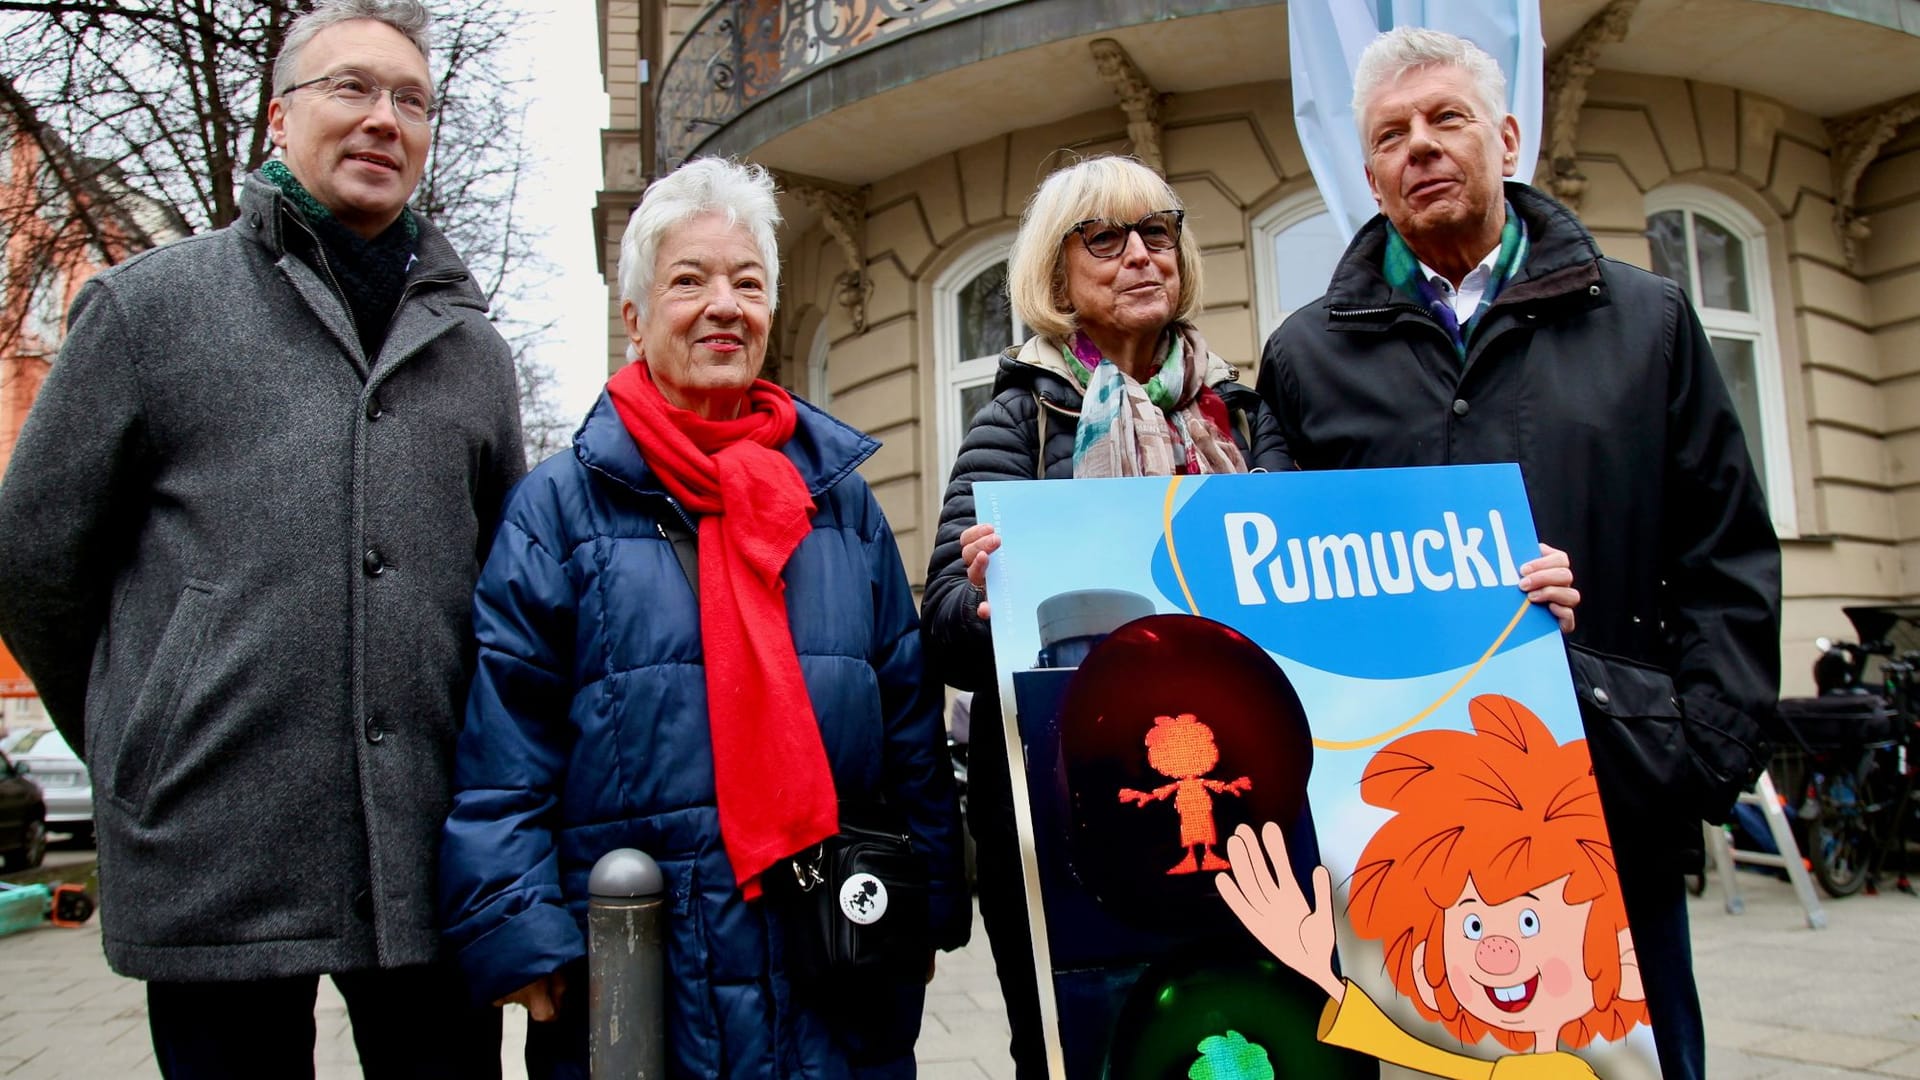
[1120,713,1252,874]
[1217,695,1647,1078]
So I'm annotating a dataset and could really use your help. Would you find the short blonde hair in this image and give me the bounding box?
[1007,156,1204,343]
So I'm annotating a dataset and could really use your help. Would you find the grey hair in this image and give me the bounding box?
[272,0,435,95]
[617,158,782,333]
[1351,27,1507,140]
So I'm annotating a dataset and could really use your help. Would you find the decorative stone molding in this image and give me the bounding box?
[786,177,873,334]
[1541,0,1640,210]
[1090,38,1165,175]
[1826,93,1920,272]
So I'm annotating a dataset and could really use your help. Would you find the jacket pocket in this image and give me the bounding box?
[1673,690,1771,827]
[107,580,219,814]
[1566,644,1686,830]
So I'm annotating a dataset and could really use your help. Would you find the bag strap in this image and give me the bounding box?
[656,509,700,601]
[1232,403,1252,452]
[1032,391,1048,480]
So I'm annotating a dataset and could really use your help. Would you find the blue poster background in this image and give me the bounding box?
[977,465,1661,1080]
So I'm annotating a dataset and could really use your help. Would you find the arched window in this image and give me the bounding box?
[932,237,1024,480]
[1252,193,1347,343]
[1644,189,1796,535]
[805,320,831,410]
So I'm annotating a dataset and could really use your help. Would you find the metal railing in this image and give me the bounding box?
[654,0,1021,169]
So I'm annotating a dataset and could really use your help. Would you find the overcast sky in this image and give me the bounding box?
[504,0,615,425]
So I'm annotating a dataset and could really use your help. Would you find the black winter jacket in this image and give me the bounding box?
[923,340,1288,705]
[1258,182,1781,857]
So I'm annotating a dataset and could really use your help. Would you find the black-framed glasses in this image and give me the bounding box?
[1066,209,1184,259]
[281,72,437,125]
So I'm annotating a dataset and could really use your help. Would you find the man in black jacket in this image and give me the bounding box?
[1258,27,1780,1080]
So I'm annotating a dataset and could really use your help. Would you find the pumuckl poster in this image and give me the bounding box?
[976,465,1660,1080]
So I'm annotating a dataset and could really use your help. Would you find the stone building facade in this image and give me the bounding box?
[595,0,1920,693]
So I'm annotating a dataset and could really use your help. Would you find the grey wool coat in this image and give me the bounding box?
[0,174,525,982]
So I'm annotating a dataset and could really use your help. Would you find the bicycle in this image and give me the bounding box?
[1774,606,1920,899]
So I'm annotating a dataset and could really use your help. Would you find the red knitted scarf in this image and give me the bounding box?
[606,362,838,899]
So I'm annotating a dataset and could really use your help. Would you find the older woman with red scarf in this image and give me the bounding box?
[439,158,968,1079]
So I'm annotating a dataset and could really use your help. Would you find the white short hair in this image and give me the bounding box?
[273,0,434,95]
[617,158,782,327]
[1351,27,1507,140]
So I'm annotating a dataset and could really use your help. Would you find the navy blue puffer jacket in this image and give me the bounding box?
[440,393,969,1077]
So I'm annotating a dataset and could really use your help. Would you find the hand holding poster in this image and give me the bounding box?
[976,465,1659,1079]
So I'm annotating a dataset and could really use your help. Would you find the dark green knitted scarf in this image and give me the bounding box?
[261,159,418,356]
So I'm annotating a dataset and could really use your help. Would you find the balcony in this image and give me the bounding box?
[654,0,1281,179]
[656,0,1018,169]
[653,0,1920,186]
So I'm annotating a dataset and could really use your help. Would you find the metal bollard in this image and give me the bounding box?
[588,848,666,1079]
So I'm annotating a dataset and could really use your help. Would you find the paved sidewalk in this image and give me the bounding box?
[0,872,1913,1077]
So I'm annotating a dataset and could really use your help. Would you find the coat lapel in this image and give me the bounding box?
[274,253,369,378]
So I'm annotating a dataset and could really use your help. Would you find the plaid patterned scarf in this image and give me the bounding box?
[1382,203,1527,361]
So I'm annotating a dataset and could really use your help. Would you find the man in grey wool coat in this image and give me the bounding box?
[0,1,523,1074]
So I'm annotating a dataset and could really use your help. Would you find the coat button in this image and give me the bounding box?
[1452,398,1470,417]
[1592,687,1611,706]
[365,396,383,421]
[1589,284,1602,297]
[363,548,385,576]
[353,889,374,921]
[364,716,386,744]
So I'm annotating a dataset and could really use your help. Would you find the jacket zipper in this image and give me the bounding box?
[282,210,363,345]
[653,495,698,536]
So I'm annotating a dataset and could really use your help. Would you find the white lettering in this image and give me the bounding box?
[1271,539,1312,603]
[1490,510,1522,586]
[1309,533,1377,599]
[1217,506,1522,605]
[1445,511,1498,589]
[1414,529,1453,590]
[1371,531,1415,595]
[1225,513,1277,605]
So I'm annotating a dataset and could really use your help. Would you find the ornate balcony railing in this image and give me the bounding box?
[656,0,1024,170]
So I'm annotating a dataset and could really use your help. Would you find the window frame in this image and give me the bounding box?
[805,319,831,411]
[1643,187,1797,538]
[930,234,1020,480]
[1252,191,1342,344]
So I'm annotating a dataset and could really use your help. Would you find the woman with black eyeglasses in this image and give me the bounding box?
[918,154,1290,1078]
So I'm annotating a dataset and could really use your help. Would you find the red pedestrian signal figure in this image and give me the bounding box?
[1119,714,1252,874]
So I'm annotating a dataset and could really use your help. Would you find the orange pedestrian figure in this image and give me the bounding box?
[1119,713,1252,874]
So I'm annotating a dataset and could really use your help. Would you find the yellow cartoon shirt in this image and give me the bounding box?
[1317,981,1600,1079]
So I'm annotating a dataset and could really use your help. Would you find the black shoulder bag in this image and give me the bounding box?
[766,804,931,984]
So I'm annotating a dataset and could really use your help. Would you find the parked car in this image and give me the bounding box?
[0,749,46,871]
[9,729,91,847]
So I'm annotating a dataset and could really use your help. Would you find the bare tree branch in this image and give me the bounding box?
[0,0,566,454]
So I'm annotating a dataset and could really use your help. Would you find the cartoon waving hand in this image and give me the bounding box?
[1215,821,1344,1003]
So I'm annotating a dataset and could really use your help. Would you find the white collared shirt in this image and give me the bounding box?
[1417,242,1504,319]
